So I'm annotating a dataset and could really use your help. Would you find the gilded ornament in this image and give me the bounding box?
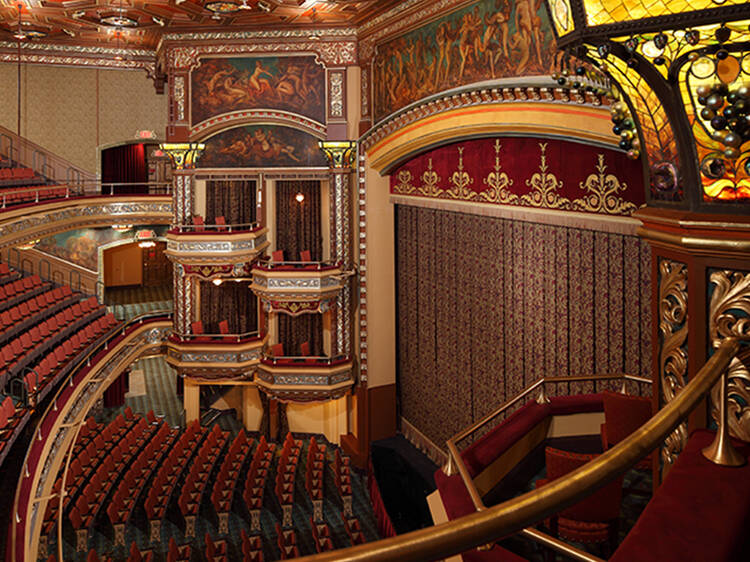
[658,259,688,467]
[520,143,570,209]
[708,270,750,441]
[480,140,517,204]
[418,159,443,198]
[572,154,637,215]
[393,170,417,195]
[445,147,475,200]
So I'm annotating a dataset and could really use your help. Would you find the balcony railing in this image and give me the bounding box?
[170,221,261,234]
[0,181,172,211]
[253,259,341,271]
[170,329,261,344]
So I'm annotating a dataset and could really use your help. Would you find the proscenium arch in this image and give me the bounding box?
[190,109,327,142]
[11,320,172,562]
[362,83,618,176]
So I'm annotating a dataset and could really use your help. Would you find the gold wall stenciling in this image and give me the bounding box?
[520,143,570,210]
[418,159,443,198]
[0,63,167,173]
[709,269,750,442]
[480,140,516,205]
[390,136,645,216]
[446,147,475,201]
[658,258,688,468]
[572,154,637,215]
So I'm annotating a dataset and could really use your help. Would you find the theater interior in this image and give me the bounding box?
[0,0,749,561]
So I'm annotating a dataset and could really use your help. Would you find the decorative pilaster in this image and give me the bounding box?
[319,141,356,356]
[160,142,205,225]
[162,143,204,338]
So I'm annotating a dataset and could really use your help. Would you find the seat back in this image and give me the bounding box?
[271,249,284,262]
[299,249,311,262]
[300,341,310,356]
[543,447,622,522]
[269,343,284,357]
[191,321,204,335]
[218,320,230,335]
[602,390,652,446]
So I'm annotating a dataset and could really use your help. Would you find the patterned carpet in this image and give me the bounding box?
[104,285,172,321]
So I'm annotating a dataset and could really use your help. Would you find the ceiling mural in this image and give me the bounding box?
[0,0,401,51]
[191,55,325,125]
[372,0,559,121]
[198,124,327,168]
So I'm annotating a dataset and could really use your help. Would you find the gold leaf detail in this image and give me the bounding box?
[418,158,443,197]
[394,169,417,195]
[709,269,750,442]
[572,154,637,215]
[658,259,688,467]
[520,143,570,209]
[480,140,517,205]
[446,147,475,200]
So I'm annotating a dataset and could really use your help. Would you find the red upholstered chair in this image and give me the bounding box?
[268,343,284,357]
[300,341,310,357]
[271,250,284,262]
[299,249,311,262]
[190,321,212,342]
[218,320,230,335]
[535,447,623,555]
[601,390,653,470]
[192,215,205,232]
[214,216,227,232]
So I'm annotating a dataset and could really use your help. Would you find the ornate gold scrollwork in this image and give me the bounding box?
[520,143,570,209]
[572,154,637,215]
[445,147,475,201]
[658,259,688,467]
[319,141,357,169]
[393,169,417,195]
[160,143,205,170]
[709,270,750,442]
[480,140,516,205]
[418,158,443,198]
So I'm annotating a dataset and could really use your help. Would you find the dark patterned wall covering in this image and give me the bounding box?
[396,205,652,448]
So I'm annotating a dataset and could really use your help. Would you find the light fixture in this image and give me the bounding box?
[112,224,133,231]
[17,239,39,251]
[212,278,223,286]
[295,192,305,203]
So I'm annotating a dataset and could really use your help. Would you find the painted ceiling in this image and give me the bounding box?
[0,0,401,50]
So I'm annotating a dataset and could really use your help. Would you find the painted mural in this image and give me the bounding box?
[191,56,326,125]
[198,125,328,168]
[373,0,559,120]
[34,226,168,271]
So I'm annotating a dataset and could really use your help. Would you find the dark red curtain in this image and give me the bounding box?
[101,143,148,194]
[278,313,323,356]
[103,370,128,408]
[200,280,258,335]
[205,179,257,226]
[275,180,322,261]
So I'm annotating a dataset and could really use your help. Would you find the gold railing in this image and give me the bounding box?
[296,337,746,561]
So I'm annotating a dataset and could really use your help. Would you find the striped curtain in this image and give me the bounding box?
[205,179,257,226]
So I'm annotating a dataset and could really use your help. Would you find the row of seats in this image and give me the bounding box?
[0,284,70,348]
[0,274,48,312]
[306,436,326,503]
[144,420,208,521]
[0,184,67,206]
[334,447,353,498]
[275,432,302,507]
[0,395,26,460]
[177,425,230,523]
[26,309,118,405]
[211,430,254,516]
[240,530,264,562]
[0,167,34,180]
[311,517,335,553]
[108,421,179,528]
[276,524,300,560]
[243,435,275,512]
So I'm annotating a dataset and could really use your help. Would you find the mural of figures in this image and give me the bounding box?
[34,226,168,271]
[191,56,326,125]
[373,0,558,120]
[198,125,328,168]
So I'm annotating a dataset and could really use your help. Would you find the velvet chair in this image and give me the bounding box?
[192,215,205,232]
[601,390,653,470]
[271,250,284,262]
[535,447,623,556]
[215,216,227,231]
[218,320,230,335]
[299,249,311,262]
[269,343,284,357]
[300,341,310,357]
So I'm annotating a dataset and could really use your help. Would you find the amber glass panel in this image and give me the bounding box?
[583,0,748,27]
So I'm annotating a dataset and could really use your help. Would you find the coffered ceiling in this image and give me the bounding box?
[0,0,402,50]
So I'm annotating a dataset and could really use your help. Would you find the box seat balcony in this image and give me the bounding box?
[255,354,355,402]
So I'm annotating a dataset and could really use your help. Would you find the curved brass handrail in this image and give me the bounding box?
[297,338,743,561]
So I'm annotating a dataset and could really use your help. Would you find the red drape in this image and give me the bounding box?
[101,143,148,194]
[368,457,397,539]
[103,370,128,408]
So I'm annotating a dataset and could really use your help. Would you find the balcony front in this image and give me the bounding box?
[255,353,355,402]
[165,220,269,267]
[250,259,346,314]
[166,329,268,380]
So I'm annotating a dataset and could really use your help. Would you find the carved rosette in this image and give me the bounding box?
[709,269,750,442]
[658,259,688,467]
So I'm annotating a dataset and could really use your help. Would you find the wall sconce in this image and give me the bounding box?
[295,192,305,203]
[212,278,223,286]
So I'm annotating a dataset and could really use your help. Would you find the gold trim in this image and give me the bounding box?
[520,143,570,210]
[637,227,750,253]
[297,339,742,561]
